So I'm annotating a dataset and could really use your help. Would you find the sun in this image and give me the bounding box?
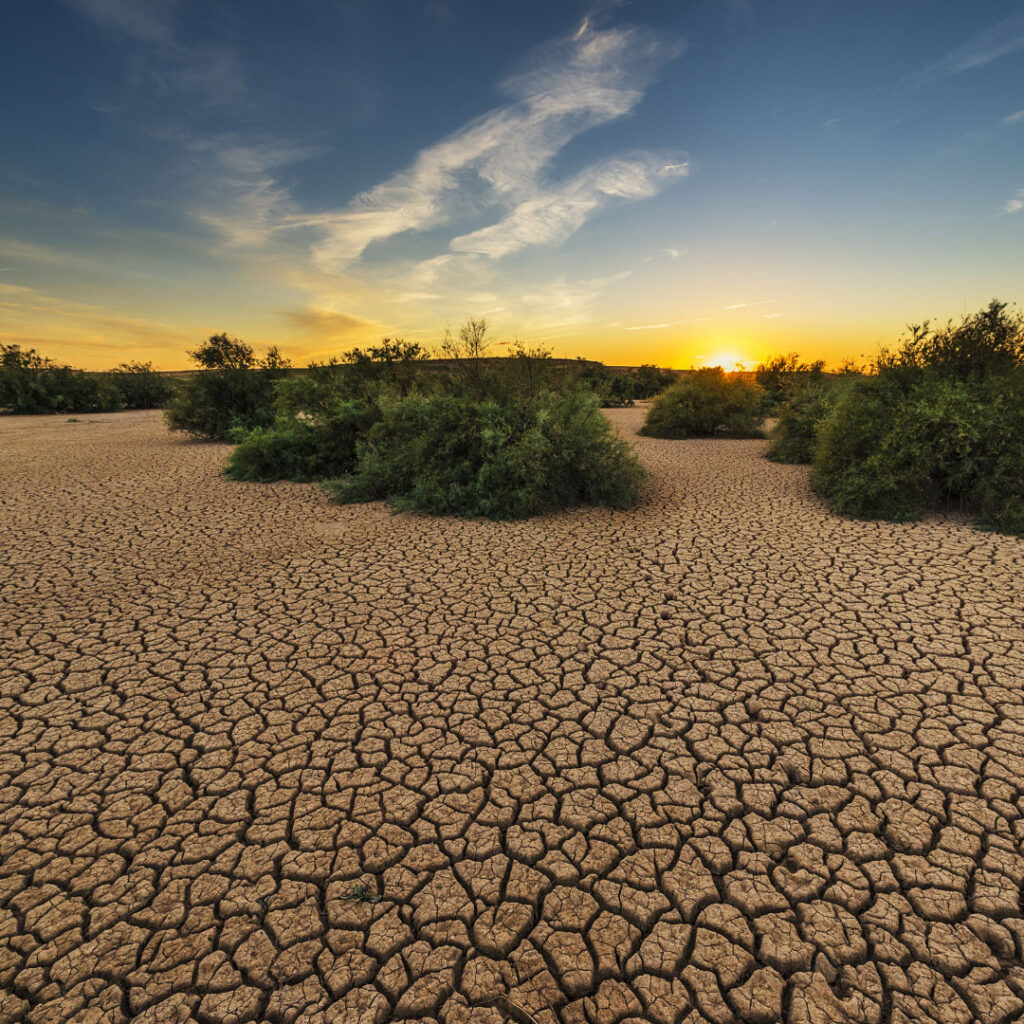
[700,350,755,372]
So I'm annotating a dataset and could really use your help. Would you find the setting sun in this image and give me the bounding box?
[698,351,757,372]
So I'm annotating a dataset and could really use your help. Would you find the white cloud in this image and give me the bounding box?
[282,24,681,271]
[186,137,316,247]
[449,156,688,258]
[1004,189,1024,214]
[723,299,776,309]
[910,11,1024,85]
[67,0,245,107]
[626,322,673,331]
[1002,110,1024,124]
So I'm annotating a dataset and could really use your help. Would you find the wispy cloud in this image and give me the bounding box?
[450,155,687,258]
[66,0,180,43]
[1002,110,1024,124]
[186,137,316,248]
[723,298,775,309]
[1004,189,1024,214]
[626,321,674,331]
[910,10,1024,85]
[66,0,245,107]
[268,23,683,271]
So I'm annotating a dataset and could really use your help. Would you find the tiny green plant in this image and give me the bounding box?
[343,882,382,904]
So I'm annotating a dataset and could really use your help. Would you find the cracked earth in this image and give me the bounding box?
[1,407,1023,1024]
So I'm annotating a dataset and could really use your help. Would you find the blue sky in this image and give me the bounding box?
[1,0,1022,368]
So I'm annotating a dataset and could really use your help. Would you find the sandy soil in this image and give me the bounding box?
[2,407,1024,1024]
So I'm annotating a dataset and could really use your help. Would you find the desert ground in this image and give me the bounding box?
[1,407,1023,1024]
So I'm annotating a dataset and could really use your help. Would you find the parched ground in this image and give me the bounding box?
[1,408,1023,1024]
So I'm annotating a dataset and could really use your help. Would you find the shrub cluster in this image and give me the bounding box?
[809,300,1024,535]
[222,320,647,519]
[576,361,677,407]
[764,375,839,464]
[325,390,645,519]
[225,399,379,482]
[755,353,825,415]
[0,345,171,414]
[108,361,173,409]
[640,367,764,439]
[164,334,289,439]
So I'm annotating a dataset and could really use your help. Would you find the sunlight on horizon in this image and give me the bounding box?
[696,350,758,372]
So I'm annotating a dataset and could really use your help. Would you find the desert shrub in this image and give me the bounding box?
[326,389,645,519]
[573,362,675,407]
[633,364,678,399]
[640,368,764,438]
[574,362,632,407]
[877,299,1023,382]
[108,361,172,409]
[0,344,122,414]
[165,333,289,439]
[765,374,839,464]
[810,301,1024,534]
[811,376,943,521]
[342,338,431,396]
[755,354,826,415]
[225,398,380,482]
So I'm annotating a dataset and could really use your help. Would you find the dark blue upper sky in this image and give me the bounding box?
[2,0,1022,367]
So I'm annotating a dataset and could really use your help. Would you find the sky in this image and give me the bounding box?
[1,1,1022,370]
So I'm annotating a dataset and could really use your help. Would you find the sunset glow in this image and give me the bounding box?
[2,2,1022,371]
[698,352,757,372]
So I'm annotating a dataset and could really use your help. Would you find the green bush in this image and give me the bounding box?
[0,344,123,414]
[573,361,676,407]
[809,301,1024,535]
[765,375,838,464]
[640,368,764,439]
[634,364,678,399]
[755,354,825,415]
[165,333,289,439]
[325,389,645,519]
[225,399,379,482]
[108,361,172,409]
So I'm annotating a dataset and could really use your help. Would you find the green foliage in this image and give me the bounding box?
[634,364,678,399]
[877,299,1024,383]
[755,353,826,414]
[109,361,173,409]
[765,374,838,464]
[164,333,290,439]
[809,301,1024,535]
[574,361,676,407]
[342,337,430,396]
[225,399,379,482]
[0,344,122,414]
[342,883,382,904]
[640,368,764,439]
[574,361,634,407]
[325,389,645,519]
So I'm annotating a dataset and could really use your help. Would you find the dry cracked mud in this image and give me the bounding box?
[2,407,1024,1024]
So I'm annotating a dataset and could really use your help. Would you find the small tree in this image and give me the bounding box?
[342,337,430,396]
[165,334,289,439]
[441,318,490,399]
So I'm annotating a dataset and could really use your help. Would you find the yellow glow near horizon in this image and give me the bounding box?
[698,350,757,372]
